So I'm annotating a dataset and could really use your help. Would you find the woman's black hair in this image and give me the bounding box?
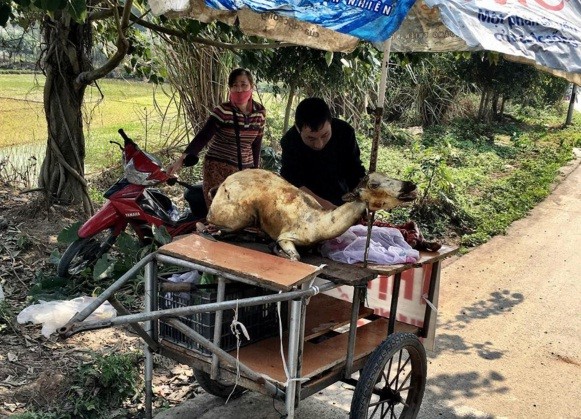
[228,68,254,87]
[294,97,332,131]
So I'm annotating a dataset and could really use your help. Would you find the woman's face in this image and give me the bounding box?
[230,75,253,92]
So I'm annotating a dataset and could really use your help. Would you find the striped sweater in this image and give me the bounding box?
[184,100,266,168]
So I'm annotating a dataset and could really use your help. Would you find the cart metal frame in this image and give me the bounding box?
[59,234,457,419]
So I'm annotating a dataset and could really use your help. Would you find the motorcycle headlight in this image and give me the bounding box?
[125,159,158,185]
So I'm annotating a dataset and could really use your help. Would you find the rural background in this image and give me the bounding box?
[0,6,580,418]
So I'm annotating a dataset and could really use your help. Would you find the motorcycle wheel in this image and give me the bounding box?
[57,232,117,278]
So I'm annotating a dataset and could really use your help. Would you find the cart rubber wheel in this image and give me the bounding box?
[193,369,245,399]
[350,333,427,419]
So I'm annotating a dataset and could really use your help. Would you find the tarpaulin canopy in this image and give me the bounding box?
[149,0,581,83]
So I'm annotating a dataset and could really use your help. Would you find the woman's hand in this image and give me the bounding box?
[166,154,186,177]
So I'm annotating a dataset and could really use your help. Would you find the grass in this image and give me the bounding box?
[0,74,183,175]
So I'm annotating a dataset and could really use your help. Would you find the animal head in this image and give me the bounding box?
[342,173,417,211]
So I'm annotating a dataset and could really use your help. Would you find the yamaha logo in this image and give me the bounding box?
[125,212,140,217]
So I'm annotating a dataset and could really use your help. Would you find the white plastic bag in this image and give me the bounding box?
[321,225,420,265]
[163,270,201,306]
[17,296,117,338]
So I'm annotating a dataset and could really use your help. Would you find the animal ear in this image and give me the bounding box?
[368,179,381,189]
[356,175,369,188]
[342,191,358,202]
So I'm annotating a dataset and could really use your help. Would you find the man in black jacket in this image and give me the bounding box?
[280,97,366,209]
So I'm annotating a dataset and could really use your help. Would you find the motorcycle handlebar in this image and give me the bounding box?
[118,128,130,141]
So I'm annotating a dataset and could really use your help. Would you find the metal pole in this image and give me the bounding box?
[285,297,304,418]
[369,39,392,173]
[565,84,577,126]
[60,282,337,337]
[144,259,156,419]
[211,277,226,380]
[345,285,366,377]
[388,273,402,336]
[421,261,440,338]
[363,210,375,268]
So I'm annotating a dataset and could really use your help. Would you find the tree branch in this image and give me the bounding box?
[76,0,132,85]
[89,7,296,50]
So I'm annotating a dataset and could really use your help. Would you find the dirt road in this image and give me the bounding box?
[422,153,581,418]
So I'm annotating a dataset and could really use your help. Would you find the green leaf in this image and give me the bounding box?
[49,249,61,265]
[43,0,64,12]
[67,0,87,22]
[57,222,82,244]
[324,51,333,67]
[93,254,114,280]
[153,225,172,245]
[116,232,141,256]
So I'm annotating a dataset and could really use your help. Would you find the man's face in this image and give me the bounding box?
[298,121,332,151]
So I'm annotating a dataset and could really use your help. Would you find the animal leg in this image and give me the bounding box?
[276,239,301,261]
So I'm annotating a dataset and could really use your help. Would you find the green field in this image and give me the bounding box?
[0,74,184,175]
[0,74,290,180]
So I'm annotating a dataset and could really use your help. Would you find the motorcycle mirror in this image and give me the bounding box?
[109,141,123,151]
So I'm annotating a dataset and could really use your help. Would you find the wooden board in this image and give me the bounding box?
[158,234,321,291]
[303,294,373,340]
[364,244,459,277]
[229,317,417,384]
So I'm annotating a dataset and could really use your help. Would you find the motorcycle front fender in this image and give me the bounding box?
[77,202,127,238]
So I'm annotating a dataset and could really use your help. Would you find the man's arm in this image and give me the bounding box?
[344,124,366,189]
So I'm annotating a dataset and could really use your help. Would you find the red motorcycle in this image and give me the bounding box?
[57,129,206,278]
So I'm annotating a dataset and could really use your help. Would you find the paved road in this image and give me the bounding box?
[155,152,581,419]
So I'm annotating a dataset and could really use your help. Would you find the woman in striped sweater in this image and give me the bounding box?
[167,68,266,208]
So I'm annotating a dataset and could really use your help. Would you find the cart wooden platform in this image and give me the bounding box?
[59,233,458,419]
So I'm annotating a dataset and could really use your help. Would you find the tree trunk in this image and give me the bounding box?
[477,89,486,121]
[283,84,297,134]
[38,15,93,213]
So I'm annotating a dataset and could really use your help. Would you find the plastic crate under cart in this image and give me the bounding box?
[158,278,283,356]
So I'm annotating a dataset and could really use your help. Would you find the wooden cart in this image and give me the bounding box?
[59,233,458,419]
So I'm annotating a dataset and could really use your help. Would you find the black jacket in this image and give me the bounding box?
[280,118,366,206]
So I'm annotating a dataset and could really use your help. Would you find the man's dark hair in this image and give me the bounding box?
[295,97,332,131]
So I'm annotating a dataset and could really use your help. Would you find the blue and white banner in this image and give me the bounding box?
[424,0,581,75]
[204,0,417,42]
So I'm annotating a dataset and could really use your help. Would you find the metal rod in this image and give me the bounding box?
[59,253,156,331]
[144,259,156,419]
[294,283,309,408]
[363,211,375,268]
[211,277,226,380]
[61,282,337,336]
[421,261,440,338]
[164,317,285,400]
[388,273,402,336]
[107,297,159,351]
[369,38,392,173]
[345,285,366,377]
[286,297,304,418]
